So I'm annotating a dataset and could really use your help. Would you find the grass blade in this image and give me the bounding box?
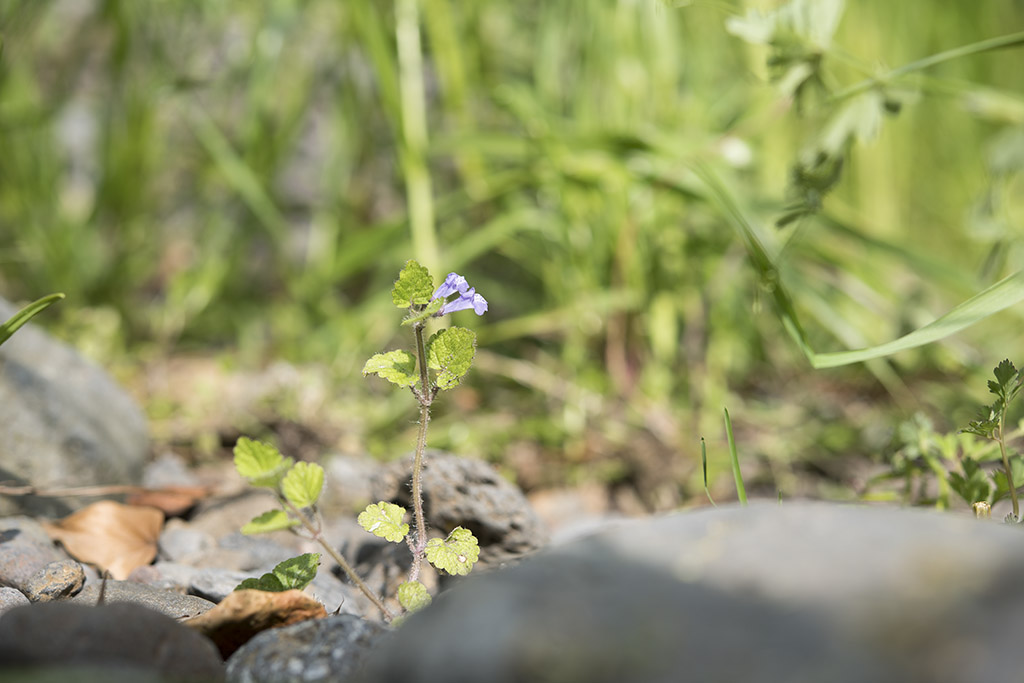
[0,293,64,347]
[724,408,747,506]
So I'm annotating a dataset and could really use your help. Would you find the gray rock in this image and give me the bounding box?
[158,523,217,563]
[226,614,386,683]
[72,580,214,620]
[0,517,68,590]
[359,502,1024,683]
[372,451,548,565]
[189,568,253,603]
[23,559,85,602]
[0,297,149,516]
[0,587,29,614]
[0,601,224,682]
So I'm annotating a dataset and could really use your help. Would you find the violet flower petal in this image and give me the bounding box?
[432,272,469,300]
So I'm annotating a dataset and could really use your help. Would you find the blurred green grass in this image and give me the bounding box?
[1,0,1022,508]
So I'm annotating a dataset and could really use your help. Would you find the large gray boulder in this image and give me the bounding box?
[360,502,1024,683]
[0,297,149,516]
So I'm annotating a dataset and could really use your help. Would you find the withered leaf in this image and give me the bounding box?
[41,501,164,580]
[184,588,326,658]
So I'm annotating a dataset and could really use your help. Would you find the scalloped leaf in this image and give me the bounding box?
[424,527,479,576]
[397,580,432,613]
[233,438,294,488]
[234,553,320,592]
[426,327,476,390]
[281,462,324,509]
[241,509,300,535]
[357,502,409,543]
[362,350,419,388]
[392,260,434,308]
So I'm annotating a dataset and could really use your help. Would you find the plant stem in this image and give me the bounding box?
[409,320,433,577]
[284,499,394,621]
[997,412,1019,520]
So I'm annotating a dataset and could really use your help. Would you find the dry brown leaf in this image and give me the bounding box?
[41,500,164,580]
[184,589,327,658]
[127,485,212,517]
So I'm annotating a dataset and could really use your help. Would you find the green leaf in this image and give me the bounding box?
[0,293,64,347]
[357,502,409,543]
[397,580,432,613]
[401,298,444,326]
[241,509,300,535]
[426,327,476,390]
[362,350,419,388]
[233,438,294,488]
[948,458,993,506]
[424,527,479,576]
[392,260,435,308]
[233,553,320,592]
[281,462,324,509]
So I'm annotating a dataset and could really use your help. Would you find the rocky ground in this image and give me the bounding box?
[3,296,1024,682]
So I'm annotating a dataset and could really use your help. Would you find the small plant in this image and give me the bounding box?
[959,359,1024,522]
[232,261,486,618]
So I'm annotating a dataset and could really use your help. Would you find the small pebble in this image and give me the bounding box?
[23,559,85,602]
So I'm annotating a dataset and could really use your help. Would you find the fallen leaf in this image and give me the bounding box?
[127,485,212,516]
[41,501,164,580]
[184,588,326,658]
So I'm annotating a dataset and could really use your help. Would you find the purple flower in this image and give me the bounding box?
[432,272,488,316]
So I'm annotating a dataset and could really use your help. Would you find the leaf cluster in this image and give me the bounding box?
[962,359,1024,440]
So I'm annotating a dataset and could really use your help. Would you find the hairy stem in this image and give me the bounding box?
[409,320,432,578]
[284,499,394,621]
[997,412,1019,520]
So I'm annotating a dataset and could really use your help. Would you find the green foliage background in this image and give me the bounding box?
[1,0,1022,506]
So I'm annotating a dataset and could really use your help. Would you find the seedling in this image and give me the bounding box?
[959,359,1024,522]
[232,260,485,618]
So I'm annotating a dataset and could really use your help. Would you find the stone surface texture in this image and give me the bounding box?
[23,559,85,602]
[0,516,68,591]
[359,502,1024,683]
[226,614,386,683]
[0,296,149,516]
[0,601,224,682]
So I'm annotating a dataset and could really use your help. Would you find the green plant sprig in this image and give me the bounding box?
[960,359,1024,522]
[232,437,394,619]
[361,260,485,610]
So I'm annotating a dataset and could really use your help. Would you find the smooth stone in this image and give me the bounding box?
[359,549,892,683]
[0,297,149,517]
[23,559,85,602]
[72,580,214,620]
[0,601,224,682]
[0,517,68,591]
[372,451,548,565]
[158,523,217,563]
[226,614,386,683]
[359,502,1024,683]
[189,568,254,603]
[0,587,29,614]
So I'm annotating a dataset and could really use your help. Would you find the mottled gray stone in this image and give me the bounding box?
[0,587,29,614]
[72,580,214,620]
[372,451,548,565]
[189,568,253,603]
[23,559,85,602]
[0,517,68,591]
[359,502,1024,683]
[0,297,149,516]
[226,614,385,683]
[0,602,224,682]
